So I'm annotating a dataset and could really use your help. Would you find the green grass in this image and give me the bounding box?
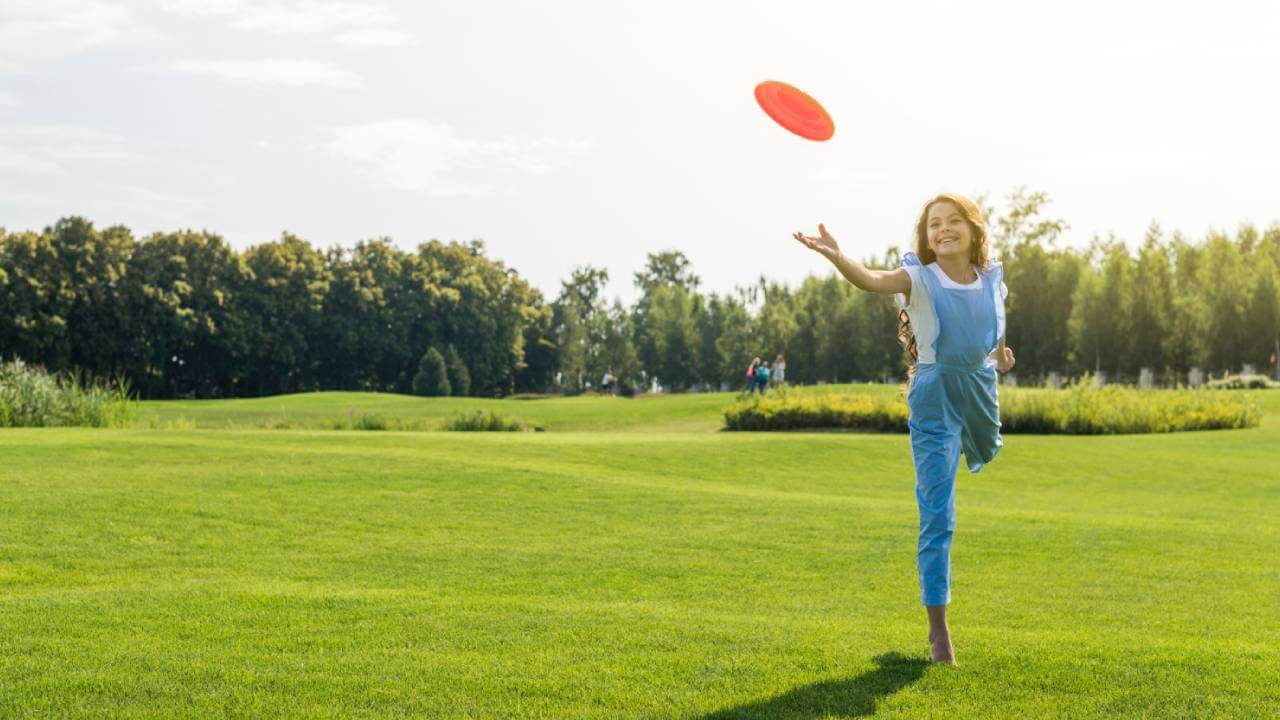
[137,384,905,433]
[2,386,1278,717]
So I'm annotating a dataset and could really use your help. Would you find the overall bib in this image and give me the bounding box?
[902,251,1006,606]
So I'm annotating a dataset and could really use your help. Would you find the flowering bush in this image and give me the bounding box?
[724,380,1260,434]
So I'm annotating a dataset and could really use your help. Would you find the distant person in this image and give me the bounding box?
[601,369,616,396]
[744,357,760,393]
[793,193,1015,665]
[772,354,787,388]
[755,361,771,394]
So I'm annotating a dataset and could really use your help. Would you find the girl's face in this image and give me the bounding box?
[925,202,973,260]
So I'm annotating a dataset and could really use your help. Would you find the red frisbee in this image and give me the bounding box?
[754,80,834,141]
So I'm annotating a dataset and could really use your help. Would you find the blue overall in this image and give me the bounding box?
[903,252,1006,606]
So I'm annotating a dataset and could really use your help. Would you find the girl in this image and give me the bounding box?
[744,357,760,393]
[792,193,1015,666]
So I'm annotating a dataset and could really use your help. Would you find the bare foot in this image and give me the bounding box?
[929,630,957,665]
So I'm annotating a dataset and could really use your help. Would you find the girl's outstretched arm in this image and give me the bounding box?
[793,224,910,296]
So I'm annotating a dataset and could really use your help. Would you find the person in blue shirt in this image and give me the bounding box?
[793,193,1015,665]
[756,361,771,394]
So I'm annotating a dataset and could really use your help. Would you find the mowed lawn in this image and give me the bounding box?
[2,387,1278,718]
[134,383,907,433]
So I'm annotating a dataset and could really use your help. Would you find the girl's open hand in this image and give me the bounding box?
[793,224,840,262]
[996,346,1015,374]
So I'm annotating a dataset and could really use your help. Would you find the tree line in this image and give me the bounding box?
[2,189,1277,398]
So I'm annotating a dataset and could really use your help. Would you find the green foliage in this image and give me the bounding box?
[723,388,908,432]
[241,232,330,395]
[0,358,137,427]
[412,347,450,397]
[724,381,1260,434]
[1000,377,1261,433]
[444,344,471,397]
[3,198,1279,400]
[441,409,524,431]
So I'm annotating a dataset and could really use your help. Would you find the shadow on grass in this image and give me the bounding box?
[694,651,929,719]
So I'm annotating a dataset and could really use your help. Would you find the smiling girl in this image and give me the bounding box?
[793,193,1014,665]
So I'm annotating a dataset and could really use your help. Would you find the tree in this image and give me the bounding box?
[445,344,471,396]
[412,347,450,396]
[642,283,700,390]
[632,250,702,389]
[1129,223,1173,375]
[514,299,556,393]
[124,229,251,398]
[420,239,540,397]
[599,299,640,393]
[1244,254,1279,373]
[1198,232,1248,373]
[242,232,330,395]
[989,189,1074,380]
[551,265,609,392]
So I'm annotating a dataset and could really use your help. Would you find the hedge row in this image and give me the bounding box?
[724,383,1261,434]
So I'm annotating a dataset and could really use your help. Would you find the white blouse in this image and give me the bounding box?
[894,263,1009,364]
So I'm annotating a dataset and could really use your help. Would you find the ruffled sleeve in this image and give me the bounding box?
[897,251,923,310]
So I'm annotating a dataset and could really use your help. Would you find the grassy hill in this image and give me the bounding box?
[137,384,908,433]
[2,386,1277,717]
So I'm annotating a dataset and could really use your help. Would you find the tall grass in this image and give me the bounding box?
[724,380,1261,434]
[442,409,526,431]
[0,358,138,428]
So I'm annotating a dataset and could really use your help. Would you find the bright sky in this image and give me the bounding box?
[3,0,1279,304]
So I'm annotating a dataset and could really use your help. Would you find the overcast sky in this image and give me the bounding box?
[3,0,1279,304]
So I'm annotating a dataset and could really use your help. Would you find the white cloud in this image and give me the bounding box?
[169,58,360,88]
[326,120,591,197]
[1044,147,1280,177]
[332,27,410,47]
[0,0,151,71]
[0,125,139,175]
[155,0,409,45]
[85,183,207,225]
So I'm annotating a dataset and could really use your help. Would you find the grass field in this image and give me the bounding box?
[3,386,1278,718]
[134,384,906,433]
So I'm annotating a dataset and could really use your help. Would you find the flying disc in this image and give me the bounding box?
[754,80,834,141]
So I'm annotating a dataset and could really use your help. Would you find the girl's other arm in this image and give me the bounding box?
[994,336,1015,374]
[793,224,911,296]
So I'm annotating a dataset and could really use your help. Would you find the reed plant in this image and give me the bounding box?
[0,358,138,428]
[441,409,525,431]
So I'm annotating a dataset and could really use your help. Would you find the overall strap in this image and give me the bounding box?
[901,252,943,359]
[986,262,1006,350]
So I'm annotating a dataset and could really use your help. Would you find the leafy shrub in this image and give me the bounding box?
[1204,373,1279,390]
[1000,378,1260,433]
[724,380,1260,434]
[0,358,137,428]
[412,347,450,397]
[444,344,471,397]
[442,410,525,431]
[350,412,389,430]
[724,388,908,432]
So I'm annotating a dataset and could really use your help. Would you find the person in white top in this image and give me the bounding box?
[792,193,1015,667]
